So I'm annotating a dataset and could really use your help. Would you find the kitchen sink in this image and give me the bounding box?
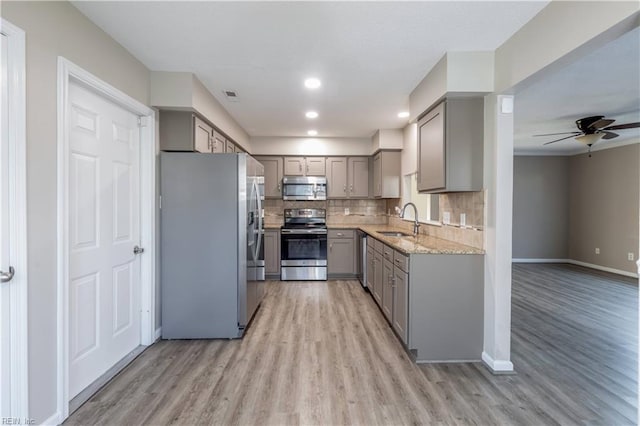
[377,231,412,237]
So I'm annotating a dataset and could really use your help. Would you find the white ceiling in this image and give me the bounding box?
[514,26,640,155]
[72,1,549,138]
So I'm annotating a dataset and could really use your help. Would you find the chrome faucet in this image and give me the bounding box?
[400,202,420,236]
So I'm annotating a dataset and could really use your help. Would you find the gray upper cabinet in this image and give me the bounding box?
[256,156,284,198]
[417,98,484,193]
[373,151,400,198]
[160,110,238,155]
[326,157,348,198]
[194,116,213,153]
[284,157,326,176]
[212,131,226,153]
[348,157,369,198]
[161,111,212,152]
[326,156,370,199]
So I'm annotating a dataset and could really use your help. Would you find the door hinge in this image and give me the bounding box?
[138,116,149,128]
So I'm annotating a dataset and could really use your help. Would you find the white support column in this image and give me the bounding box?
[482,94,515,373]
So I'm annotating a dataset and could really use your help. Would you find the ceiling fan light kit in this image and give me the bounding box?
[575,133,603,146]
[534,114,640,154]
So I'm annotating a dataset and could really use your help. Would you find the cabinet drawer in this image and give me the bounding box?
[382,244,394,261]
[328,229,355,239]
[373,238,384,253]
[393,250,409,273]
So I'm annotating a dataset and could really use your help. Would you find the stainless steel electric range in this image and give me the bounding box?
[280,208,327,281]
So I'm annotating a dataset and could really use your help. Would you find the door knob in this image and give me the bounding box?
[0,266,15,283]
[133,246,145,255]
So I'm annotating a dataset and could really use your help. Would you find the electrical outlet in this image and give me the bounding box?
[460,213,466,228]
[443,211,451,225]
[344,207,350,215]
[595,248,600,255]
[629,253,635,261]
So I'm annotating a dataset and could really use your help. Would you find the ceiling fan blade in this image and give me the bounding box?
[534,131,581,137]
[603,122,640,131]
[601,131,619,140]
[576,115,604,132]
[588,118,615,129]
[543,134,579,145]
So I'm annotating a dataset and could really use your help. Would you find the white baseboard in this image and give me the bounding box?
[512,258,570,263]
[40,411,62,426]
[155,327,162,341]
[482,351,514,374]
[512,258,638,279]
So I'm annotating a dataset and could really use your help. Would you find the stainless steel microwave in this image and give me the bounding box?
[282,176,327,201]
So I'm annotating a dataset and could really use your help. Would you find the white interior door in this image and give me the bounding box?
[68,81,142,399]
[0,31,12,418]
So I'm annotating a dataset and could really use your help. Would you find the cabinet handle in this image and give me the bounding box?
[337,232,343,237]
[329,243,333,251]
[395,259,401,263]
[306,164,309,174]
[350,184,353,193]
[343,184,346,193]
[299,163,302,172]
[278,183,281,193]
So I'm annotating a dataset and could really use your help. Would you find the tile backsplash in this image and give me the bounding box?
[263,199,387,227]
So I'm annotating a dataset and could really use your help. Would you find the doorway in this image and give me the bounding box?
[0,18,28,420]
[57,58,156,421]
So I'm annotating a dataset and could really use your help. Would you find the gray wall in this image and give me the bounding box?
[568,144,639,274]
[513,144,640,275]
[1,2,151,422]
[512,156,570,259]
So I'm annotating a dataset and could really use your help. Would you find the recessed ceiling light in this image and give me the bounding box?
[304,78,322,89]
[307,130,318,136]
[305,111,319,119]
[398,111,410,118]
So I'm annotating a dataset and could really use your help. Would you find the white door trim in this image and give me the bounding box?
[56,57,156,421]
[0,18,28,420]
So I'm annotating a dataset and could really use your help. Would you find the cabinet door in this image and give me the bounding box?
[348,157,369,198]
[264,230,280,276]
[258,157,284,198]
[194,116,212,153]
[366,247,375,290]
[417,102,445,192]
[284,157,305,176]
[326,157,348,198]
[305,157,326,176]
[212,131,226,153]
[328,238,355,275]
[382,258,394,322]
[373,153,382,197]
[225,140,236,153]
[373,251,383,307]
[393,267,408,343]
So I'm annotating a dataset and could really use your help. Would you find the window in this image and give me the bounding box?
[399,173,439,223]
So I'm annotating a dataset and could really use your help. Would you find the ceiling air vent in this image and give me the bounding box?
[223,90,240,102]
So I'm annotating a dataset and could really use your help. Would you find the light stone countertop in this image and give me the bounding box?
[357,225,484,255]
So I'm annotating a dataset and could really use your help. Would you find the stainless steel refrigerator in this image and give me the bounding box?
[160,152,265,339]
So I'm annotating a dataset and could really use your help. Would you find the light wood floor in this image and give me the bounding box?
[65,263,638,425]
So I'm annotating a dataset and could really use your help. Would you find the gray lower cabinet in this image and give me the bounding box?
[363,234,481,360]
[366,246,375,290]
[373,248,384,306]
[382,257,394,322]
[328,229,356,277]
[264,229,280,277]
[392,258,408,344]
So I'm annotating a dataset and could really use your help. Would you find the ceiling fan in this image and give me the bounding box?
[535,115,640,155]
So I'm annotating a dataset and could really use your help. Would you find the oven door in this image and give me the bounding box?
[281,230,327,265]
